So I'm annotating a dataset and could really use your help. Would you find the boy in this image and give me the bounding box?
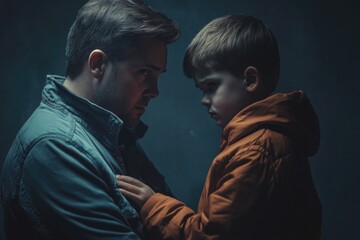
[117,14,322,239]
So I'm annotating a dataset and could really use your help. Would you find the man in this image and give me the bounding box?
[0,0,180,239]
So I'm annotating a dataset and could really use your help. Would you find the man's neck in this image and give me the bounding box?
[63,75,94,102]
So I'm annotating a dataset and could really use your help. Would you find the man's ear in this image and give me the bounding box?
[88,50,107,80]
[243,66,261,93]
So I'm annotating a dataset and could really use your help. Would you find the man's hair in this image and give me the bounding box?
[66,0,180,79]
[183,14,280,95]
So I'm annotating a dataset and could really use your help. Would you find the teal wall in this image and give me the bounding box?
[1,0,359,239]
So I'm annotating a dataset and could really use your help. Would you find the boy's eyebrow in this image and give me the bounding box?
[196,78,211,88]
[197,76,218,84]
[195,72,221,88]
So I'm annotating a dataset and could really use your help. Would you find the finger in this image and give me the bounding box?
[116,175,144,187]
[116,175,141,185]
[118,188,141,205]
[117,180,141,195]
[115,176,139,189]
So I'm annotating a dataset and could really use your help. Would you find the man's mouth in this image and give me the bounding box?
[135,106,146,113]
[134,100,149,114]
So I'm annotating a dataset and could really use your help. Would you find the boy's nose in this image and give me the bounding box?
[201,95,211,107]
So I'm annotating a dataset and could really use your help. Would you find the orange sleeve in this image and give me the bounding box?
[140,148,268,240]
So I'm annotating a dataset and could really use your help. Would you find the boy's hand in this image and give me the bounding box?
[116,175,155,207]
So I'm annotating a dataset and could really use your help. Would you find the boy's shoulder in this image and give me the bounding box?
[254,128,301,160]
[220,128,301,163]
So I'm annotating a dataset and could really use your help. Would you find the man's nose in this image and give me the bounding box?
[144,80,159,99]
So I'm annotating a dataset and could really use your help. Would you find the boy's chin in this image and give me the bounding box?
[214,119,225,128]
[217,118,233,129]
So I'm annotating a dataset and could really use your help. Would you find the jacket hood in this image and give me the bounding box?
[221,90,320,157]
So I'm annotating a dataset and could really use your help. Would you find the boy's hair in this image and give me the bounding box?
[183,14,280,95]
[66,0,180,79]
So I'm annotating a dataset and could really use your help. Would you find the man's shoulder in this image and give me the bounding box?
[12,101,114,163]
[15,103,77,151]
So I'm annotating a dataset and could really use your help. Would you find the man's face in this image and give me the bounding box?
[195,70,251,128]
[98,38,167,126]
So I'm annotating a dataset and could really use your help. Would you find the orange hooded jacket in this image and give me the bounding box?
[141,91,322,240]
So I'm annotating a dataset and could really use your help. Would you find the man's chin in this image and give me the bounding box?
[123,116,141,127]
[123,109,146,127]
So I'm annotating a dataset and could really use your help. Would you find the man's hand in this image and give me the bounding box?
[116,175,155,207]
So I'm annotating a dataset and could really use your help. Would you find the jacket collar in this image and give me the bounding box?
[221,90,320,157]
[42,75,130,151]
[118,121,148,146]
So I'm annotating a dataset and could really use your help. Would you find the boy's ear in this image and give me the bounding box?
[88,49,108,80]
[243,66,261,93]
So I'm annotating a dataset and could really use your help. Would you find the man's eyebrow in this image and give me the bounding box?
[146,64,167,73]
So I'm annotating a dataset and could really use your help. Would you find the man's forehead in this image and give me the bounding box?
[127,57,167,72]
[123,39,168,71]
[134,36,167,51]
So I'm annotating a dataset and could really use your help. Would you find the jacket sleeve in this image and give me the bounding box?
[140,148,268,240]
[21,137,141,240]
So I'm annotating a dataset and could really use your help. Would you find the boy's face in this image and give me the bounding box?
[195,70,251,128]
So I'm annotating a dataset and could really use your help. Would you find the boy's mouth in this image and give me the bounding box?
[209,111,218,119]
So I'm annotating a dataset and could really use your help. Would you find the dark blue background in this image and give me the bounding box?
[1,0,359,239]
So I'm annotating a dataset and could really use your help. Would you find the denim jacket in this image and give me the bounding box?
[1,75,165,239]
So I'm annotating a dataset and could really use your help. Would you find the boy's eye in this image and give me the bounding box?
[206,82,218,92]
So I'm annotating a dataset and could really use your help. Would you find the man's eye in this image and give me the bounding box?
[139,69,150,76]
